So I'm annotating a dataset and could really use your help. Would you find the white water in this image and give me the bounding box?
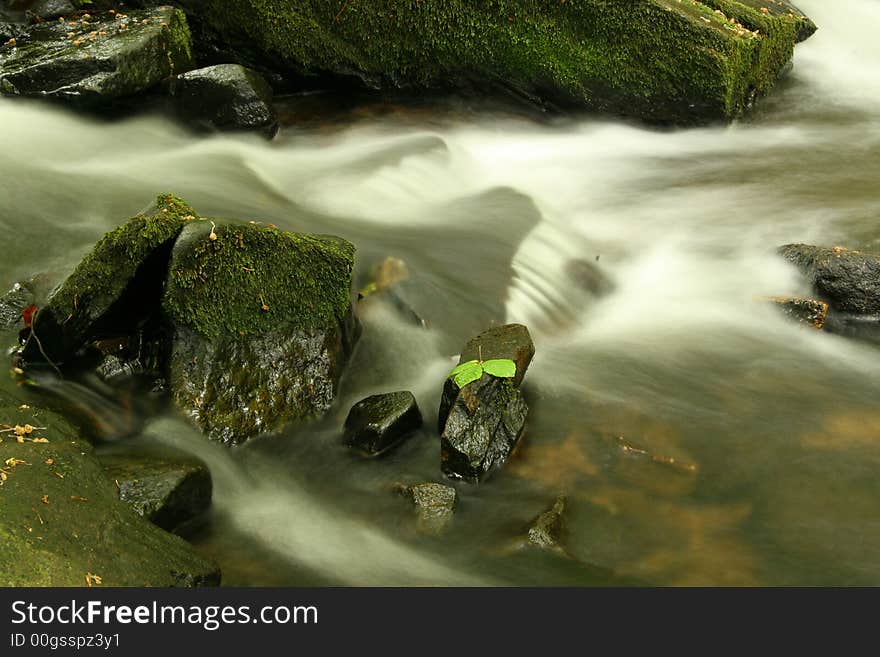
[3,0,880,585]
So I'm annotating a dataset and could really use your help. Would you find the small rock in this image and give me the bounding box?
[565,258,614,296]
[439,323,534,431]
[769,296,829,330]
[398,482,457,535]
[440,372,528,483]
[100,451,212,532]
[526,496,567,552]
[169,63,278,136]
[343,391,422,457]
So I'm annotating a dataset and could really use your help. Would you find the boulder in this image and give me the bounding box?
[21,194,197,366]
[343,391,422,457]
[26,0,76,21]
[175,0,815,124]
[768,296,829,330]
[397,482,457,536]
[0,389,220,586]
[0,6,194,104]
[438,323,534,431]
[100,450,212,532]
[168,63,278,136]
[163,220,358,444]
[779,244,880,315]
[441,373,528,484]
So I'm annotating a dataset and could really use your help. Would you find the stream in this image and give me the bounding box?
[2,0,879,585]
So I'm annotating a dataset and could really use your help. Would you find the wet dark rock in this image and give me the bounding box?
[0,22,25,42]
[164,219,358,445]
[27,0,75,21]
[168,63,278,136]
[0,6,194,105]
[439,323,534,431]
[100,451,212,532]
[565,259,615,296]
[769,296,829,330]
[344,391,421,457]
[0,388,220,586]
[779,244,880,315]
[21,194,196,366]
[441,372,529,484]
[526,496,567,553]
[0,281,35,330]
[397,482,457,535]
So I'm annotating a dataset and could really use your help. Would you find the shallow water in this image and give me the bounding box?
[2,0,880,585]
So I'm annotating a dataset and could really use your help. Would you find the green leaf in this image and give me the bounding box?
[448,360,483,388]
[482,359,516,379]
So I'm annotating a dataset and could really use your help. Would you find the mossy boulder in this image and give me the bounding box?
[0,389,219,586]
[0,5,194,104]
[163,219,358,444]
[175,0,815,124]
[100,449,212,532]
[23,194,197,365]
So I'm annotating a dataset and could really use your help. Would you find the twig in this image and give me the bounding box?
[335,1,350,22]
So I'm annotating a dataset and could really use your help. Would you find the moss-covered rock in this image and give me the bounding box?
[176,0,815,124]
[0,5,194,104]
[100,449,212,532]
[163,219,358,444]
[23,194,197,365]
[0,389,219,586]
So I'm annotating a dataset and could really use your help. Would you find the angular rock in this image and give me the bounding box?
[0,6,194,104]
[779,244,880,315]
[526,496,567,553]
[176,0,815,124]
[100,450,212,532]
[439,323,534,431]
[398,482,457,536]
[0,389,220,586]
[440,372,528,484]
[22,194,197,365]
[768,296,829,330]
[164,219,358,444]
[343,391,422,457]
[169,63,278,136]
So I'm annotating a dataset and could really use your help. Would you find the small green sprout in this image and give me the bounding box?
[447,346,516,388]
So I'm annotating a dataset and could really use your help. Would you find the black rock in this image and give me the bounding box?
[440,373,528,483]
[398,482,457,535]
[169,63,278,136]
[439,323,534,431]
[27,0,75,21]
[779,244,880,315]
[100,451,213,532]
[344,391,422,457]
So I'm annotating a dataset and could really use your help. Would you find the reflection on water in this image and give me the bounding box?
[2,0,880,585]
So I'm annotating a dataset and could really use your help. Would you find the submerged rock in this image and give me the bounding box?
[175,0,815,124]
[565,259,615,297]
[21,194,197,365]
[768,296,829,330]
[397,482,457,536]
[164,220,358,445]
[100,450,212,532]
[0,6,193,104]
[526,496,567,553]
[439,323,534,431]
[169,63,278,136]
[343,391,422,457]
[0,389,220,586]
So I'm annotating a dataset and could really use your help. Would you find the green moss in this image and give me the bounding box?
[163,220,355,339]
[0,390,219,586]
[182,0,814,123]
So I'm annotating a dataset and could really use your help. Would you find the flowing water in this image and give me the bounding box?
[2,0,880,585]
